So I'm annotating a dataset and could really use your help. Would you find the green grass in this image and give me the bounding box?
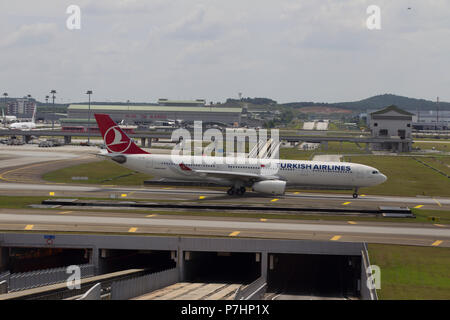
[418,157,450,176]
[280,148,316,160]
[411,209,450,224]
[413,141,450,152]
[369,244,450,299]
[0,196,51,209]
[344,156,450,197]
[43,160,152,186]
[279,141,368,160]
[1,194,448,225]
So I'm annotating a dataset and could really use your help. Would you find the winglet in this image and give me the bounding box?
[94,114,149,154]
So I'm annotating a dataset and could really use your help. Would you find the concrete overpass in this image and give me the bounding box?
[0,129,412,152]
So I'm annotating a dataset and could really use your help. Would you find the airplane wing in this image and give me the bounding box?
[178,163,281,182]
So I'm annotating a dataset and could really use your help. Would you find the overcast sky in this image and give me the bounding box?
[1,0,449,104]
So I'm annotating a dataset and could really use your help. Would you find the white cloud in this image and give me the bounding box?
[0,0,450,103]
[0,23,57,48]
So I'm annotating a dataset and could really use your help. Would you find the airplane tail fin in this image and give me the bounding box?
[94,114,149,154]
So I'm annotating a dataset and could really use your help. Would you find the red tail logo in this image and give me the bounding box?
[94,114,149,154]
[179,163,192,171]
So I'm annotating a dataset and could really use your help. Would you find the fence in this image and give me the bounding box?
[6,264,95,292]
[110,268,178,300]
[0,271,10,285]
[235,277,267,300]
[413,157,450,178]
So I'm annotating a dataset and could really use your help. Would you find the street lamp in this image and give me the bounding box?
[50,90,56,130]
[86,90,93,145]
[2,92,7,110]
[2,93,7,126]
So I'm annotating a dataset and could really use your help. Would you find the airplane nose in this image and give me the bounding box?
[381,174,387,182]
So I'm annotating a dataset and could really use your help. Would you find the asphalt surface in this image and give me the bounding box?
[0,144,448,248]
[0,208,448,247]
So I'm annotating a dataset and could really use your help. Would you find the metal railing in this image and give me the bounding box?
[6,264,95,292]
[110,268,178,300]
[234,277,267,300]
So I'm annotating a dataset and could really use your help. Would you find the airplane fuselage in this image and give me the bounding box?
[117,154,386,190]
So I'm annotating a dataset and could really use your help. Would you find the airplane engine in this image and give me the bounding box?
[252,180,286,195]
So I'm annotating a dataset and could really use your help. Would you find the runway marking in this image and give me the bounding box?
[431,240,443,246]
[271,199,279,202]
[146,214,157,218]
[433,198,442,207]
[128,227,138,233]
[360,194,366,197]
[414,205,424,209]
[162,187,174,190]
[199,196,206,200]
[24,224,34,230]
[121,194,127,198]
[342,202,351,206]
[229,231,240,237]
[260,218,267,222]
[330,235,341,241]
[293,192,300,195]
[0,160,66,182]
[59,211,73,215]
[434,224,445,228]
[348,221,357,225]
[49,192,55,196]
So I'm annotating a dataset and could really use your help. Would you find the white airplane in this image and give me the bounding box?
[1,109,17,123]
[9,106,36,131]
[94,114,387,197]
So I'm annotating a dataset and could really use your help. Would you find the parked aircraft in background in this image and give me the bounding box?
[9,107,36,131]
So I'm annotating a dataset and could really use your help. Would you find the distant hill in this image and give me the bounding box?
[282,94,450,112]
[332,94,449,111]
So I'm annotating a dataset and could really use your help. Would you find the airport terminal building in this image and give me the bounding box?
[369,105,413,152]
[63,100,242,131]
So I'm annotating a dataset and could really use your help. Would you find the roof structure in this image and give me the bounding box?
[370,105,414,116]
[68,104,242,113]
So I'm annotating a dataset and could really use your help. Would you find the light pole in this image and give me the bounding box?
[27,95,32,119]
[2,93,7,126]
[2,92,7,110]
[86,90,93,145]
[50,90,56,130]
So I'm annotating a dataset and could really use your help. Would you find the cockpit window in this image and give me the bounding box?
[372,171,379,174]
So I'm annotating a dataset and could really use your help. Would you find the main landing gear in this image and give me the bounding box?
[352,188,359,199]
[227,186,246,196]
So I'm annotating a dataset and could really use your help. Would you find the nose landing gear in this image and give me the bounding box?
[352,188,359,199]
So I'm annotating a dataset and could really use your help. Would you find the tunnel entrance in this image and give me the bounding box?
[6,247,91,273]
[267,254,361,298]
[184,251,260,284]
[99,249,176,274]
